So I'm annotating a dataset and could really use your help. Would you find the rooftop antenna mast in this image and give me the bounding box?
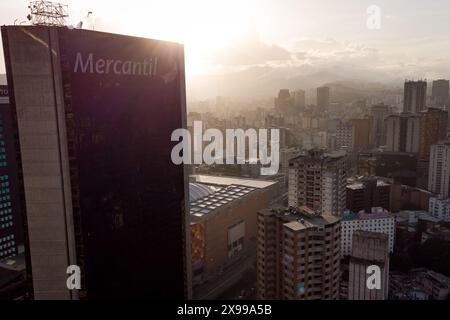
[27,1,69,27]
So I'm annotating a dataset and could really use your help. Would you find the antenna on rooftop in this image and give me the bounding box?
[27,1,69,27]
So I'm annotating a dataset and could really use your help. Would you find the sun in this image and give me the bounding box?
[102,0,257,76]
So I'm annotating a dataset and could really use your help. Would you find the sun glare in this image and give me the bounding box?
[101,0,258,75]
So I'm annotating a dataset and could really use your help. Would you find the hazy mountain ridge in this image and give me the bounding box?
[188,67,403,102]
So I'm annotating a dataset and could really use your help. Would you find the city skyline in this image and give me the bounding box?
[1,1,450,304]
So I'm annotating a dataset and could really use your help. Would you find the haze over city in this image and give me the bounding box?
[2,0,450,99]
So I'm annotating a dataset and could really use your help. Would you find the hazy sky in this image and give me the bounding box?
[1,0,450,82]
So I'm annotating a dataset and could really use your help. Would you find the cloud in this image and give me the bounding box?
[207,36,383,74]
[187,35,450,99]
[204,35,450,84]
[210,37,292,66]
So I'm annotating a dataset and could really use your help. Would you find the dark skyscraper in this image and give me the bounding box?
[403,80,427,113]
[317,86,330,110]
[274,89,293,114]
[293,89,305,109]
[431,79,449,109]
[0,85,19,260]
[2,26,190,299]
[370,103,390,147]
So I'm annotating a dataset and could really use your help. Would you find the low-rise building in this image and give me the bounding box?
[189,175,279,299]
[390,269,450,300]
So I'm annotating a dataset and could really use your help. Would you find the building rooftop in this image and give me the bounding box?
[259,206,340,231]
[289,149,346,165]
[189,183,217,202]
[342,207,392,221]
[190,184,257,220]
[346,176,392,190]
[434,140,450,146]
[353,230,389,241]
[190,174,277,189]
[390,269,450,300]
[394,210,440,224]
[189,175,278,222]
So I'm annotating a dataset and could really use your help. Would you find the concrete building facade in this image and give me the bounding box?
[317,86,330,110]
[257,206,341,300]
[348,231,389,300]
[428,140,450,197]
[403,80,427,113]
[385,114,421,153]
[288,150,347,216]
[346,176,391,213]
[418,108,448,160]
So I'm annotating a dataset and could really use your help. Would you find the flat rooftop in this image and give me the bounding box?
[342,209,392,221]
[190,174,277,189]
[189,175,278,222]
[190,184,257,220]
[394,210,441,223]
[347,180,391,190]
[259,206,340,231]
[290,150,347,164]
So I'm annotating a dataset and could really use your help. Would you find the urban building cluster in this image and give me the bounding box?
[1,24,450,301]
[186,78,450,300]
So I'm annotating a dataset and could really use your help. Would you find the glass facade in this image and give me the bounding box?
[0,86,21,259]
[58,29,188,299]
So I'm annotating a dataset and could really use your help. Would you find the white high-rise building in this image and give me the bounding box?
[429,197,450,221]
[428,140,450,197]
[288,149,347,216]
[341,208,395,257]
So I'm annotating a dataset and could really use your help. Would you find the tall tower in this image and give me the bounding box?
[317,86,330,110]
[385,114,421,153]
[288,150,347,216]
[370,103,390,147]
[257,207,341,300]
[428,140,450,198]
[2,26,190,299]
[431,79,449,109]
[418,108,448,160]
[293,89,306,109]
[403,80,427,113]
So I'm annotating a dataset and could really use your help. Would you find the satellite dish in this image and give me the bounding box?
[76,21,83,29]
